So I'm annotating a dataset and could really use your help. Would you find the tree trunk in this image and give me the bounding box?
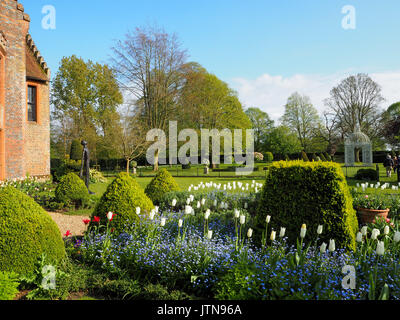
[126,159,130,174]
[153,149,159,172]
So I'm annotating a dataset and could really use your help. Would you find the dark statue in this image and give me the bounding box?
[79,140,94,195]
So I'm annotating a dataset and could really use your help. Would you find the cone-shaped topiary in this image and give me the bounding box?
[255,161,358,251]
[91,172,154,231]
[55,172,89,207]
[301,151,309,162]
[0,187,66,275]
[70,139,83,161]
[145,169,180,204]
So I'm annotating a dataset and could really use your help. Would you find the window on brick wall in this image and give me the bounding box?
[27,85,37,122]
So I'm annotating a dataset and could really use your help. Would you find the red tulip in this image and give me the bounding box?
[93,216,100,223]
[64,230,72,237]
[83,219,91,225]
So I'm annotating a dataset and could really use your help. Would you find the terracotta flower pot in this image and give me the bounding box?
[357,208,389,224]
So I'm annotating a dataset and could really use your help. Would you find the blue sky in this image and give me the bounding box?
[22,0,400,119]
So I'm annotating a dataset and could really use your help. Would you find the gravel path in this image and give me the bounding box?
[48,212,89,237]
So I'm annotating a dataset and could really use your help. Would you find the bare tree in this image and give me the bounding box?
[324,73,385,161]
[313,111,340,156]
[117,104,149,173]
[111,25,188,171]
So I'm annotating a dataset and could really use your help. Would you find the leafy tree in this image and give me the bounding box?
[51,56,123,162]
[263,126,302,157]
[69,139,82,161]
[282,92,321,152]
[245,107,274,152]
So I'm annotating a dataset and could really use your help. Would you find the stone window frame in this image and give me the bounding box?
[26,81,40,124]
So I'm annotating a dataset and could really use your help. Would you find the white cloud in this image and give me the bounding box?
[230,70,400,123]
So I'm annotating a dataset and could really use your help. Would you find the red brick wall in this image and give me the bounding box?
[0,0,50,180]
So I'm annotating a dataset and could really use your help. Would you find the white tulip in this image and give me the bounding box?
[171,199,177,207]
[207,230,213,240]
[186,198,191,205]
[160,218,166,227]
[317,225,323,235]
[320,242,327,253]
[234,209,240,219]
[266,215,271,223]
[279,227,286,238]
[300,224,307,239]
[240,215,246,225]
[270,230,276,241]
[376,241,385,256]
[178,219,183,228]
[361,226,368,236]
[356,232,363,243]
[329,239,335,252]
[213,200,218,207]
[247,228,253,238]
[107,211,114,221]
[149,210,156,220]
[371,228,380,240]
[204,209,211,220]
[185,205,192,215]
[155,206,159,213]
[197,201,201,209]
[394,231,400,243]
[244,202,248,209]
[201,198,206,206]
[136,207,141,215]
[384,225,390,235]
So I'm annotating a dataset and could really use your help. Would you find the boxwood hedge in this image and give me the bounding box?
[255,161,358,251]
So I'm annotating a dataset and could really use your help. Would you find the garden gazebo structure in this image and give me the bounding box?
[344,124,372,166]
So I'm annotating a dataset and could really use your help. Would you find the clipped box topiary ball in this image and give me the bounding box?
[91,172,154,231]
[55,172,89,207]
[145,169,180,204]
[0,186,66,275]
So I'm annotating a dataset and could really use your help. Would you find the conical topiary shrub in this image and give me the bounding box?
[70,139,83,161]
[55,172,89,208]
[91,172,154,231]
[145,169,180,204]
[0,187,66,274]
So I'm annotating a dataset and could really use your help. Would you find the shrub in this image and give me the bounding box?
[264,152,274,162]
[301,151,309,162]
[319,153,327,161]
[0,271,20,300]
[0,187,66,274]
[255,161,358,251]
[54,173,89,208]
[324,152,332,161]
[89,169,107,183]
[355,168,378,181]
[91,172,154,231]
[182,163,191,170]
[70,139,83,161]
[145,169,180,204]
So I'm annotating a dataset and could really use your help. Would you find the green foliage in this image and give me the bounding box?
[145,169,180,204]
[264,152,273,162]
[255,161,358,251]
[91,172,154,231]
[54,173,89,208]
[263,126,302,156]
[90,169,107,183]
[324,152,332,161]
[355,168,378,181]
[181,163,191,170]
[301,151,309,162]
[0,271,20,300]
[319,153,327,161]
[69,139,83,161]
[311,153,318,161]
[0,187,66,274]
